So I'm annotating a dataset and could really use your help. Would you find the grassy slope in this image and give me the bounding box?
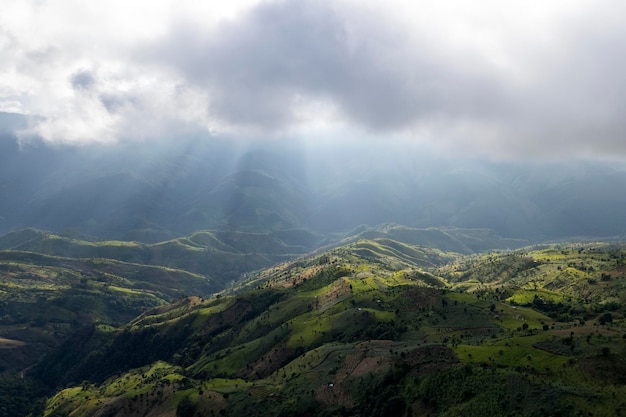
[0,250,215,373]
[0,246,219,417]
[0,228,325,289]
[340,224,528,254]
[37,240,626,417]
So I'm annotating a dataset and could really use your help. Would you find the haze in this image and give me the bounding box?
[1,0,626,241]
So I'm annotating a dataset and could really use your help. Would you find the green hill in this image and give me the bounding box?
[340,224,528,254]
[0,228,326,289]
[0,250,214,373]
[0,226,523,291]
[26,240,626,417]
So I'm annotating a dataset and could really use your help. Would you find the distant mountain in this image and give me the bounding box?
[3,113,626,241]
[0,228,327,289]
[338,224,528,254]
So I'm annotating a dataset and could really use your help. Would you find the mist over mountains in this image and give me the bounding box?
[2,112,626,242]
[5,2,626,416]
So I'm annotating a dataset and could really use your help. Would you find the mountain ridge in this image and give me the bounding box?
[3,133,626,241]
[23,238,626,417]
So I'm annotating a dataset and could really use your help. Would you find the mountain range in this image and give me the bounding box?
[2,235,623,417]
[3,111,626,416]
[3,112,626,242]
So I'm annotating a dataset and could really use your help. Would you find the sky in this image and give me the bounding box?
[1,0,626,160]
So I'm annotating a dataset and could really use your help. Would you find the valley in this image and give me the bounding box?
[4,2,626,416]
[1,227,625,416]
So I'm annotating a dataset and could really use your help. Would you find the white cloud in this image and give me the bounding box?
[1,0,626,159]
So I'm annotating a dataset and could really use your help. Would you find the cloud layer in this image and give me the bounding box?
[2,0,626,159]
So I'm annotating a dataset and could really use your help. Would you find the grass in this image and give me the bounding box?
[107,285,145,295]
[445,291,482,304]
[297,282,340,298]
[26,240,626,417]
[202,378,250,392]
[496,303,552,331]
[191,299,235,328]
[506,288,565,304]
[453,332,569,369]
[288,312,333,348]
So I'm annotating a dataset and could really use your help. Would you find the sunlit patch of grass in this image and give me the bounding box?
[94,240,142,248]
[169,240,206,252]
[363,276,383,290]
[446,291,481,304]
[348,276,381,293]
[297,282,339,298]
[46,386,83,412]
[449,279,484,293]
[506,289,564,305]
[0,337,26,348]
[192,300,234,329]
[97,362,184,398]
[361,308,395,321]
[199,326,287,376]
[107,285,144,295]
[96,323,116,332]
[454,333,567,370]
[106,373,149,397]
[46,234,142,248]
[345,276,369,293]
[530,248,572,262]
[288,311,332,348]
[497,303,551,330]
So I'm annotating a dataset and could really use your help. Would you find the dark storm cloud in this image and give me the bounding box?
[145,0,508,132]
[4,0,626,159]
[135,0,626,159]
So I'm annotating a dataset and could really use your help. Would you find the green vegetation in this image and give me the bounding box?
[0,228,326,289]
[3,232,626,416]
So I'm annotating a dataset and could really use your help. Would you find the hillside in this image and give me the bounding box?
[0,225,523,290]
[0,227,327,394]
[0,250,215,374]
[0,224,518,388]
[0,228,326,289]
[338,224,528,254]
[27,240,626,417]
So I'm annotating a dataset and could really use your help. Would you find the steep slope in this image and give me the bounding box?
[439,242,626,321]
[0,228,326,289]
[31,240,626,417]
[0,226,524,292]
[0,251,214,369]
[340,224,528,254]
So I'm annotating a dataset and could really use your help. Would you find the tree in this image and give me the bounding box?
[176,396,196,417]
[599,313,613,325]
